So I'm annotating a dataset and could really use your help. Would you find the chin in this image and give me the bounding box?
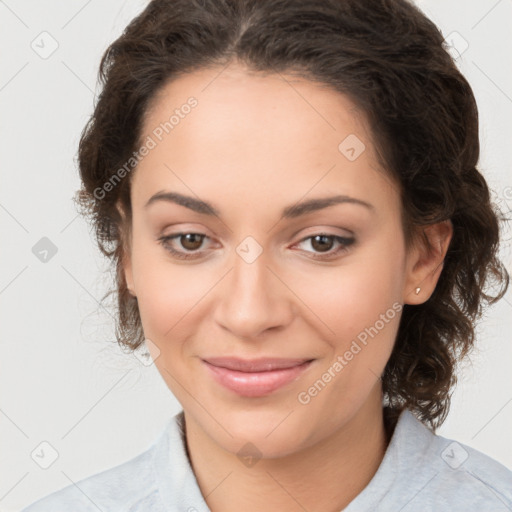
[202,405,318,458]
[227,428,308,461]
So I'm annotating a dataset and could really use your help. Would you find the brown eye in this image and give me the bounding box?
[310,235,335,252]
[295,233,355,260]
[157,232,210,260]
[179,233,205,251]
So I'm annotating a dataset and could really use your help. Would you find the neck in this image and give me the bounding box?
[183,393,390,512]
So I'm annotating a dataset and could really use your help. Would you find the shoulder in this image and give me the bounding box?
[346,409,512,512]
[422,420,512,508]
[21,425,169,512]
[388,410,512,510]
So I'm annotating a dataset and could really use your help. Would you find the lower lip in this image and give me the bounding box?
[202,360,313,397]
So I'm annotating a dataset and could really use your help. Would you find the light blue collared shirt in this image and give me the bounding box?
[22,409,512,511]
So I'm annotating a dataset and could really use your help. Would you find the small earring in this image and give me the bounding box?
[414,287,421,295]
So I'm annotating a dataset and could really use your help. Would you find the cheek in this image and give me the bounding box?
[292,246,405,422]
[130,240,208,344]
[303,244,405,343]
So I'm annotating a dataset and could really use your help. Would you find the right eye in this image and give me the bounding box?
[157,232,211,260]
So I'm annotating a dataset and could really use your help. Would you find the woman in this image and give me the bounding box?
[23,0,512,510]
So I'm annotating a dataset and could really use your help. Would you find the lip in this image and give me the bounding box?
[202,357,314,397]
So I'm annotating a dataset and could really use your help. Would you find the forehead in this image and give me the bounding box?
[142,64,369,152]
[132,63,397,218]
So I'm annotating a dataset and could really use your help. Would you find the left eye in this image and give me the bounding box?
[294,233,355,259]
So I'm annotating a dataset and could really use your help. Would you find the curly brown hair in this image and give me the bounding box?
[75,0,509,429]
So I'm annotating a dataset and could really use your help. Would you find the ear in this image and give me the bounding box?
[122,250,136,299]
[116,201,136,299]
[402,219,453,305]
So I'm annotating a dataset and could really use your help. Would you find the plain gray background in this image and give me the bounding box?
[1,0,511,510]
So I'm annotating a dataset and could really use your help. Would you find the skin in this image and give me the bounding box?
[120,62,452,511]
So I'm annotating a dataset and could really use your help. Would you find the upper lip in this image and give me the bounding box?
[203,357,313,372]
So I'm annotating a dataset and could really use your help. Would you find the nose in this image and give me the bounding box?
[213,247,294,340]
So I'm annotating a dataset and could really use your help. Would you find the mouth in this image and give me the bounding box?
[202,357,314,397]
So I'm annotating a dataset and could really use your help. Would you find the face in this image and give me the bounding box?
[122,63,415,458]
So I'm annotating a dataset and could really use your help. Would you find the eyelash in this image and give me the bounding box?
[157,232,355,261]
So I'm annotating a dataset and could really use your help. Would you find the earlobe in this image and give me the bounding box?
[403,219,453,305]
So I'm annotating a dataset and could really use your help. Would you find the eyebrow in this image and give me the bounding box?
[144,191,374,218]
